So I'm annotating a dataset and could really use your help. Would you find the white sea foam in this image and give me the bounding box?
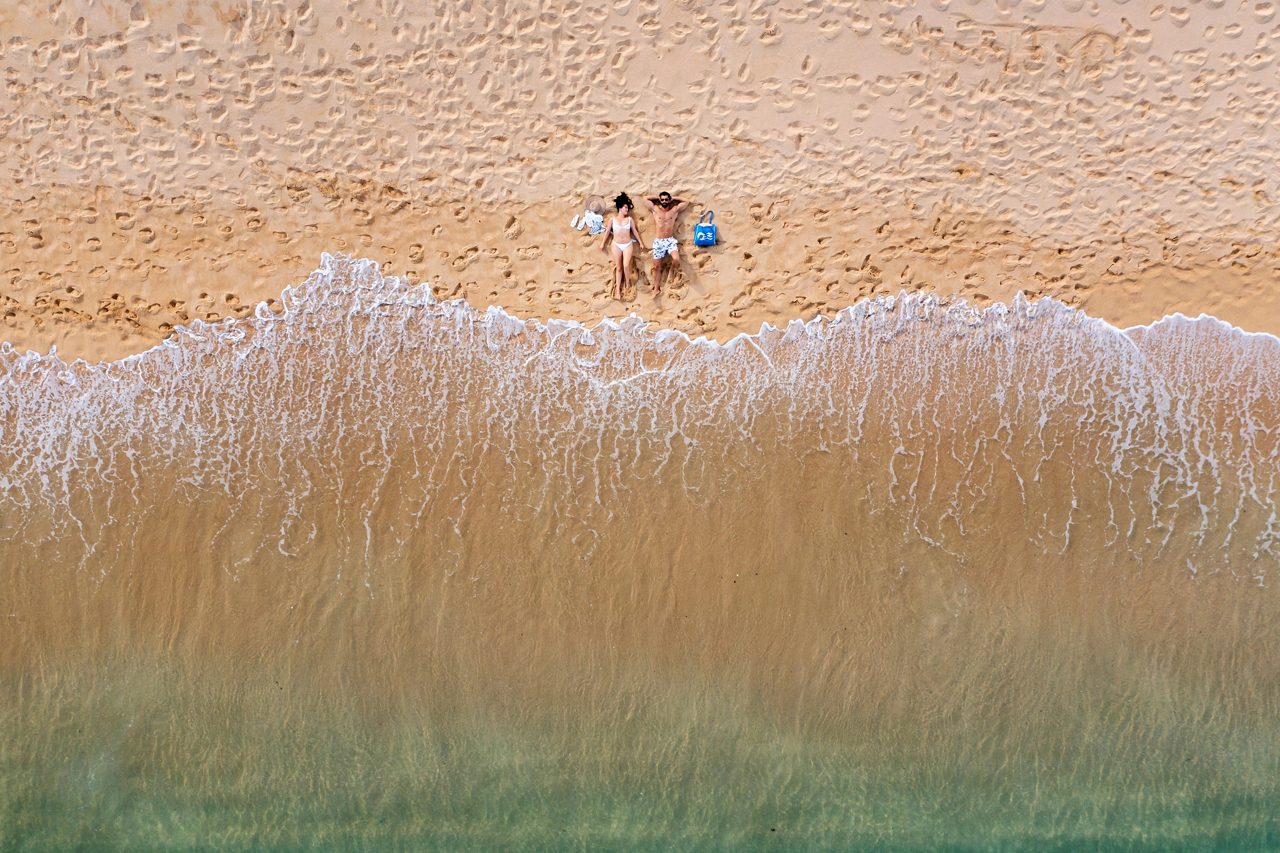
[1,254,1278,575]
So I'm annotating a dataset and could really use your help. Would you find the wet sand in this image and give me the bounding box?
[3,261,1279,846]
[4,1,1280,361]
[5,1,1280,847]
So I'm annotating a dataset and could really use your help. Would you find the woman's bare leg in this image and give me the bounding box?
[621,244,635,292]
[612,247,624,298]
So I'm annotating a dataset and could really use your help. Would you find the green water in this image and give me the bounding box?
[3,662,1277,851]
[5,263,1280,849]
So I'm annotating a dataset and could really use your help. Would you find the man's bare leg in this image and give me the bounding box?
[652,258,664,294]
[660,250,680,292]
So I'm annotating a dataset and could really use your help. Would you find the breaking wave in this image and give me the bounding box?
[3,254,1279,848]
[3,253,1278,573]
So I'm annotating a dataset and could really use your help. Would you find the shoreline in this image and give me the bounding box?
[6,191,1280,364]
[8,252,1280,372]
[6,2,1280,361]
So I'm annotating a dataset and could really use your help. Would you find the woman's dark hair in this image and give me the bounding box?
[614,192,633,210]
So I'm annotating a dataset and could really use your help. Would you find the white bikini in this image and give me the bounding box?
[612,217,634,251]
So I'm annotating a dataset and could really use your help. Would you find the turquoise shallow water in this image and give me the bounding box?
[2,257,1279,849]
[4,663,1278,850]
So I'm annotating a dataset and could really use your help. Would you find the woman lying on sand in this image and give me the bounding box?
[600,192,646,299]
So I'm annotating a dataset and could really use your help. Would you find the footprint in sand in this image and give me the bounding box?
[450,247,479,270]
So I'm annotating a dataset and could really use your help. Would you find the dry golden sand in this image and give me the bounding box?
[3,0,1280,361]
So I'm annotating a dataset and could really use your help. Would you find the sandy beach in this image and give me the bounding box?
[3,0,1280,361]
[6,3,1280,847]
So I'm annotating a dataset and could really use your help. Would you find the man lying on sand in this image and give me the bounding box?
[644,191,692,295]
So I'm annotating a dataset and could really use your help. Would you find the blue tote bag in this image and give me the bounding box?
[693,211,717,247]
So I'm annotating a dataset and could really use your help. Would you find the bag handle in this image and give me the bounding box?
[698,210,714,225]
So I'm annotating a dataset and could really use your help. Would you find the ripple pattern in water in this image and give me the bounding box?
[1,255,1278,849]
